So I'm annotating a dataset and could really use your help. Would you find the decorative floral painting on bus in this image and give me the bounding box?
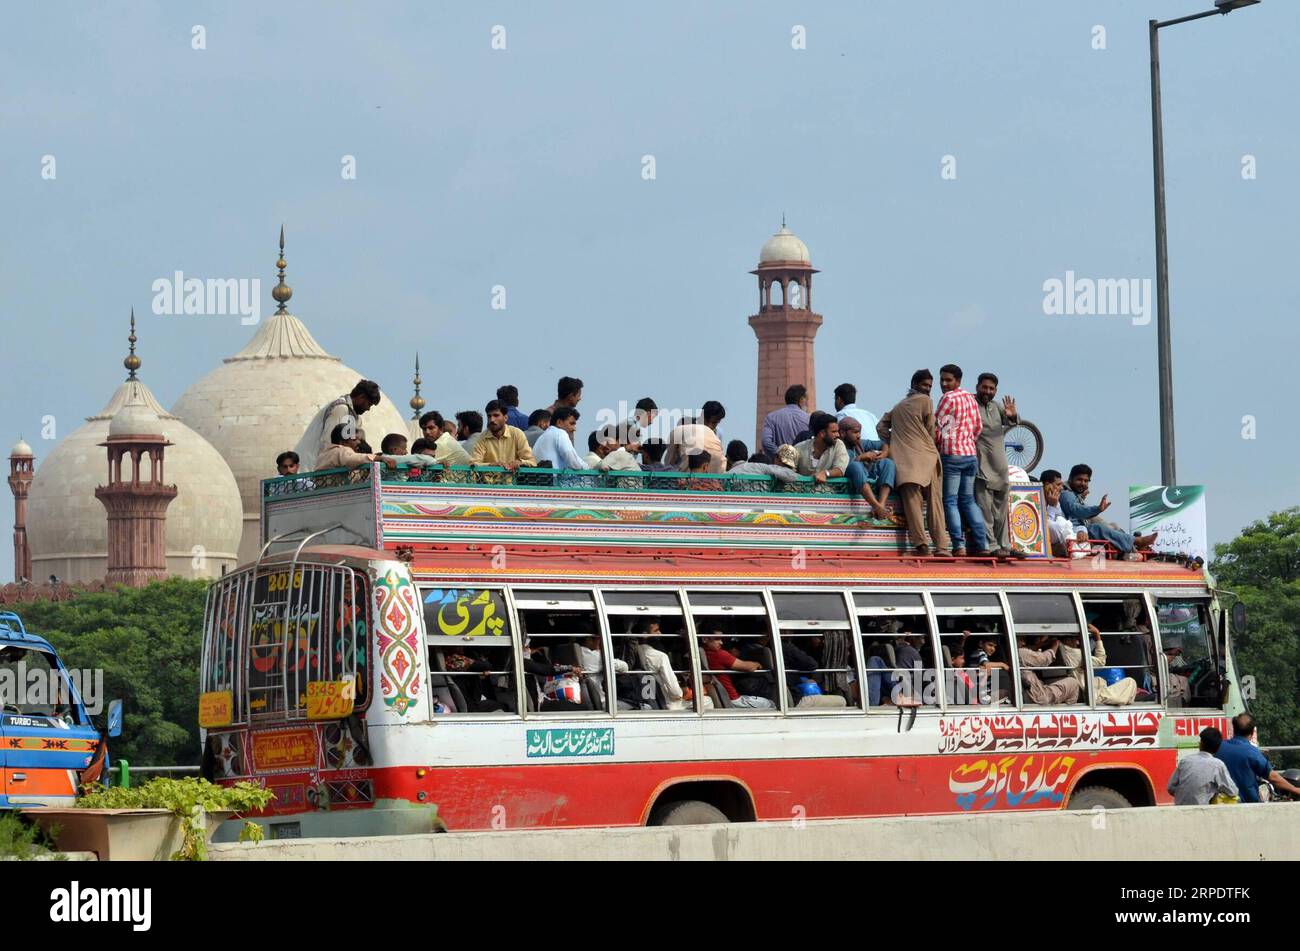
[322,717,372,769]
[423,588,508,639]
[1008,485,1050,556]
[948,754,1078,810]
[374,569,421,716]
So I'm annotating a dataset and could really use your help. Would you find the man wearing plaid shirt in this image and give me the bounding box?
[934,364,990,555]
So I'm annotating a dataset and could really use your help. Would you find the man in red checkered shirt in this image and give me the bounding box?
[934,364,990,555]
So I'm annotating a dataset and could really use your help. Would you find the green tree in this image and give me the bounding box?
[1213,507,1300,763]
[14,578,208,767]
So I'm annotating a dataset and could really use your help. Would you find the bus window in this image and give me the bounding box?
[422,588,518,714]
[1008,593,1084,706]
[854,592,937,709]
[1080,596,1157,705]
[774,592,855,711]
[202,571,252,723]
[514,589,607,714]
[931,593,1014,706]
[686,591,777,712]
[601,590,693,713]
[1156,599,1222,709]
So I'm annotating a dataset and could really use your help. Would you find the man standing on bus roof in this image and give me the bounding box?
[496,384,529,431]
[1167,727,1239,805]
[299,379,382,471]
[700,632,775,709]
[470,400,536,471]
[761,385,810,458]
[544,376,584,416]
[877,369,951,557]
[934,364,989,556]
[1215,713,1300,803]
[973,372,1021,558]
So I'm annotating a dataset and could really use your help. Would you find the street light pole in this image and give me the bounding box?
[1148,0,1259,487]
[1149,18,1175,486]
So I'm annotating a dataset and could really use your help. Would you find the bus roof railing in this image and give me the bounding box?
[261,463,858,498]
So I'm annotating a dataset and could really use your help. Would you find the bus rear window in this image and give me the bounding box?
[245,565,369,720]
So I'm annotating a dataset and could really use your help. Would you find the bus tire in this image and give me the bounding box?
[650,800,729,826]
[1066,785,1132,810]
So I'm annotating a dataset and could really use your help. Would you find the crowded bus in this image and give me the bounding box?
[198,462,1241,838]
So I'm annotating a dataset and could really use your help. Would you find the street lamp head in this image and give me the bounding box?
[1215,0,1260,12]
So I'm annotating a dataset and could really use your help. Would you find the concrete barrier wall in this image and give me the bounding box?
[210,802,1300,861]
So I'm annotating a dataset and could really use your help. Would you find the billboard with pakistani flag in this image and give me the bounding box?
[1127,485,1207,560]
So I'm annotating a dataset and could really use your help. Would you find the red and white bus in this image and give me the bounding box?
[200,464,1242,838]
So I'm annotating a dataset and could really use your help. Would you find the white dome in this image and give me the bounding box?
[107,393,164,439]
[27,379,243,584]
[10,438,33,457]
[171,309,408,562]
[759,226,811,265]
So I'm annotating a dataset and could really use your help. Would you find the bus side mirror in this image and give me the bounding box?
[1231,602,1247,635]
[107,699,123,738]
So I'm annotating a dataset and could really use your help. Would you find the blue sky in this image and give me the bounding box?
[2,0,1295,579]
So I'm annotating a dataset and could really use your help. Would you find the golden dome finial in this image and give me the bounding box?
[124,308,142,380]
[272,223,293,314]
[409,353,426,417]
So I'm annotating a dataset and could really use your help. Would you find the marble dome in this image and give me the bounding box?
[27,378,243,584]
[170,239,407,562]
[758,226,811,265]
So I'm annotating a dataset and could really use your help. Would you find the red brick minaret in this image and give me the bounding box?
[95,313,178,587]
[749,222,822,448]
[7,438,34,582]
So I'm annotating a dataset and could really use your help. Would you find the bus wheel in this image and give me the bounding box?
[1066,785,1132,810]
[650,800,729,826]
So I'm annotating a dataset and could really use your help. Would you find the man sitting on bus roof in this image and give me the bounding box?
[794,412,849,484]
[470,399,537,471]
[700,630,776,709]
[599,424,642,472]
[524,409,552,448]
[1059,464,1158,558]
[456,410,484,454]
[1041,470,1088,557]
[837,416,895,519]
[726,444,800,483]
[318,423,397,471]
[379,433,441,478]
[533,406,585,470]
[640,438,673,472]
[665,402,727,473]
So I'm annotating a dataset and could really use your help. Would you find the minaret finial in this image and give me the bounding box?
[124,308,141,380]
[272,223,293,314]
[410,353,426,418]
[781,212,786,229]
